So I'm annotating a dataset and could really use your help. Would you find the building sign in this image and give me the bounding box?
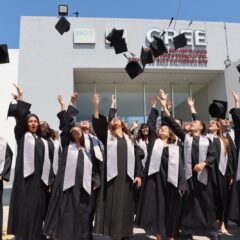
[74,29,96,44]
[146,29,207,47]
[129,48,208,67]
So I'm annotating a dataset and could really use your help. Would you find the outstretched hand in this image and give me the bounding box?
[187,96,195,107]
[70,92,78,106]
[12,83,24,100]
[58,95,65,111]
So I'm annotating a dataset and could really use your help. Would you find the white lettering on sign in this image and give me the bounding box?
[146,28,207,47]
[74,29,96,44]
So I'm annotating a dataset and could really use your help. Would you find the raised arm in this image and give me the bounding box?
[108,95,117,124]
[8,85,31,142]
[158,89,186,142]
[59,93,79,147]
[187,96,199,121]
[229,91,240,150]
[147,96,159,138]
[92,94,108,145]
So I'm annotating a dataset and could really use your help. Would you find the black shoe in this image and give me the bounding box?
[210,235,220,240]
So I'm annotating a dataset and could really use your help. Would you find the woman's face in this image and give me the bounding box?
[158,125,170,139]
[71,127,83,142]
[28,116,39,133]
[80,121,90,129]
[40,121,49,136]
[110,118,122,127]
[208,120,219,132]
[141,126,149,136]
[190,120,203,133]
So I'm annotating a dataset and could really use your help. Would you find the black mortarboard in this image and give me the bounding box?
[125,61,144,79]
[236,64,240,73]
[140,47,154,68]
[149,36,167,58]
[0,44,10,64]
[113,38,128,54]
[55,16,71,35]
[173,33,187,49]
[209,100,228,119]
[106,28,128,54]
[106,29,124,45]
[7,101,32,119]
[7,102,17,119]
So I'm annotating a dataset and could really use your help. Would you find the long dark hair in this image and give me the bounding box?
[136,123,149,141]
[40,121,57,140]
[25,114,42,137]
[70,126,85,147]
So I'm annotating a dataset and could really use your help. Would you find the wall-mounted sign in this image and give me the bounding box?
[74,29,96,44]
[105,29,128,44]
[146,29,207,47]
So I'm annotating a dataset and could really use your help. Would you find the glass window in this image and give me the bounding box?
[117,83,144,126]
[191,84,209,122]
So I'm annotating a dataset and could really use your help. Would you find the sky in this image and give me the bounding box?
[1,0,240,48]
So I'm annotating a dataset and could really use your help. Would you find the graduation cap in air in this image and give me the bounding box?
[0,44,10,64]
[173,33,187,49]
[125,61,144,79]
[149,36,167,58]
[7,101,32,119]
[209,100,228,119]
[236,64,240,73]
[106,28,128,54]
[55,16,71,35]
[140,47,154,68]
[7,102,17,119]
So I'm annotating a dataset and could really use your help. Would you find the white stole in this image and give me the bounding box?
[136,139,148,169]
[23,132,36,178]
[207,134,228,176]
[50,138,61,175]
[41,139,51,186]
[63,143,92,194]
[148,139,180,188]
[168,144,180,188]
[0,137,7,174]
[184,134,209,185]
[23,132,52,185]
[148,139,164,176]
[106,131,135,182]
[89,133,103,162]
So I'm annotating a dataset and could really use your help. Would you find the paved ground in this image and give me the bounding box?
[2,207,240,240]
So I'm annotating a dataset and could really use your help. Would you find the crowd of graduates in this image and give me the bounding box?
[1,84,240,240]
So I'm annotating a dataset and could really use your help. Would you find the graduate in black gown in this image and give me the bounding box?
[40,121,61,240]
[0,136,13,240]
[188,96,234,234]
[92,94,143,240]
[80,118,103,240]
[159,89,219,240]
[7,84,51,240]
[227,91,240,223]
[207,120,233,234]
[136,96,187,240]
[43,93,101,240]
[136,123,149,170]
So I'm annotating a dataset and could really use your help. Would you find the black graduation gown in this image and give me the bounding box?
[7,100,48,240]
[92,114,143,240]
[164,115,218,234]
[0,141,13,240]
[228,108,240,221]
[136,108,187,237]
[43,106,100,240]
[211,138,234,222]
